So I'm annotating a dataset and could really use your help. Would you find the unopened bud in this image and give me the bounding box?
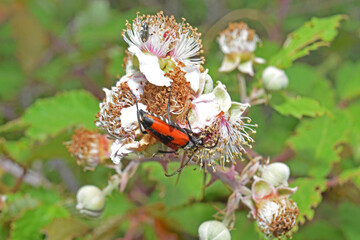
[76,185,105,217]
[198,220,231,240]
[261,162,290,187]
[262,66,288,91]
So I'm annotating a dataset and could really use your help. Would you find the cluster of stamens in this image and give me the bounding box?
[142,65,194,123]
[122,11,204,64]
[191,114,257,171]
[220,22,256,41]
[96,83,135,138]
[256,197,299,239]
[66,128,110,170]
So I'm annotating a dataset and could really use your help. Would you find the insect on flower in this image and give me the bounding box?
[131,87,219,177]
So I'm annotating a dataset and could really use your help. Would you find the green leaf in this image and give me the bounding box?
[251,105,298,156]
[3,194,39,221]
[293,220,343,240]
[42,218,89,240]
[102,191,134,218]
[345,102,360,161]
[10,8,49,73]
[88,215,124,240]
[231,212,259,239]
[26,187,63,204]
[167,203,218,236]
[3,131,74,163]
[286,63,335,109]
[4,138,32,162]
[339,167,360,188]
[288,111,350,177]
[270,15,346,68]
[0,61,25,100]
[291,178,327,224]
[10,204,69,240]
[272,96,327,119]
[0,119,28,140]
[23,90,99,141]
[335,61,360,100]
[339,202,360,240]
[145,162,204,208]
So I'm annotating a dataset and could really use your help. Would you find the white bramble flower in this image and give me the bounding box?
[95,13,258,170]
[65,128,112,170]
[218,22,264,75]
[262,66,289,91]
[189,82,257,170]
[122,11,203,87]
[96,73,149,164]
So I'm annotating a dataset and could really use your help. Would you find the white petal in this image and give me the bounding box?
[118,72,147,97]
[218,34,231,54]
[219,54,240,72]
[252,179,276,203]
[229,101,250,122]
[120,103,147,131]
[202,71,214,94]
[254,57,266,64]
[128,45,172,87]
[110,139,140,164]
[213,82,232,112]
[183,65,201,93]
[102,88,113,102]
[190,93,221,132]
[238,60,254,76]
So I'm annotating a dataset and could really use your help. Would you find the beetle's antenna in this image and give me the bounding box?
[129,90,146,133]
[165,148,197,177]
[203,134,220,149]
[167,84,173,122]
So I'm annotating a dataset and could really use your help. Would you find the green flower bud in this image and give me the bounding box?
[76,185,105,217]
[198,220,231,240]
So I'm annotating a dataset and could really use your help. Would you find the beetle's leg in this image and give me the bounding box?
[152,150,177,157]
[185,108,193,131]
[165,147,198,177]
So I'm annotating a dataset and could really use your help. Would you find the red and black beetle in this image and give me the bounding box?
[131,87,219,176]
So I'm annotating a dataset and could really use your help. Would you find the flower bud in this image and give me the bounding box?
[256,196,299,239]
[198,220,231,240]
[261,162,290,187]
[262,66,288,91]
[76,185,105,217]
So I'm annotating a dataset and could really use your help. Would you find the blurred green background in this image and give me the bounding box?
[1,0,360,239]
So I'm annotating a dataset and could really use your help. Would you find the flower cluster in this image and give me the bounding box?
[96,12,257,170]
[244,162,299,239]
[66,11,299,239]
